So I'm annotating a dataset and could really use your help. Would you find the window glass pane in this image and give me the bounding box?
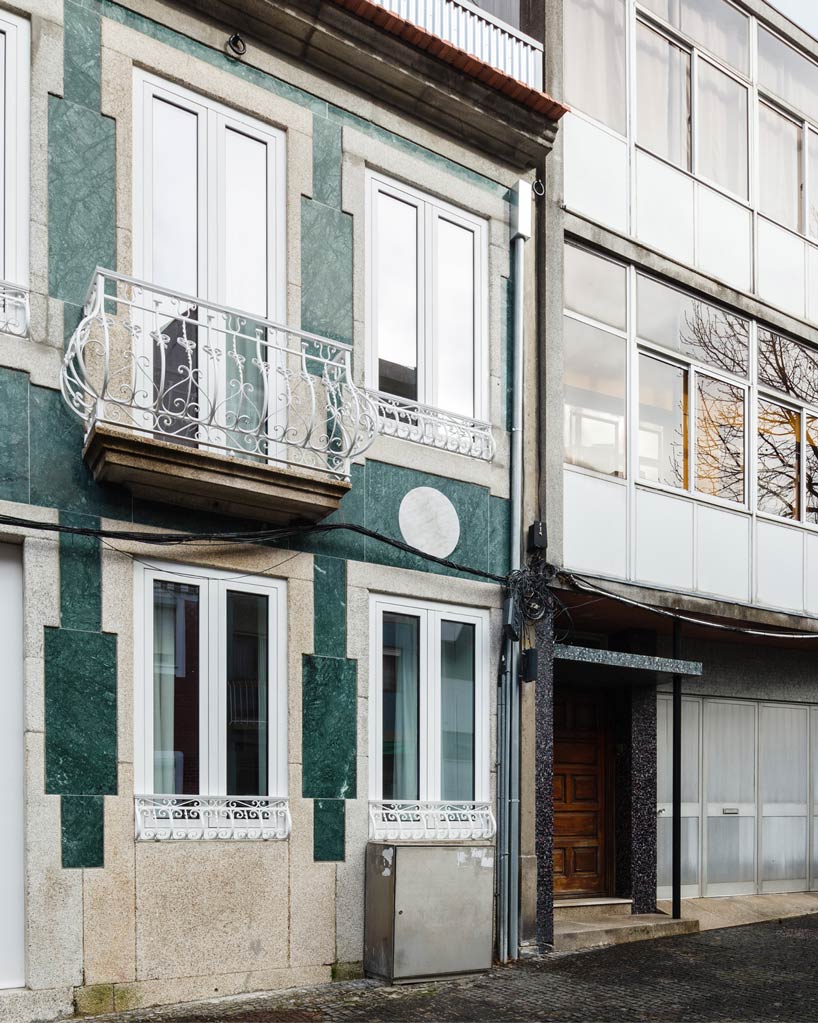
[637,22,691,170]
[436,218,475,418]
[564,316,626,477]
[641,0,749,74]
[564,245,626,330]
[809,130,818,240]
[440,620,475,801]
[697,61,747,198]
[382,612,420,801]
[637,275,749,376]
[758,329,818,404]
[153,581,200,794]
[376,191,418,401]
[759,27,818,125]
[638,354,688,488]
[224,129,268,316]
[759,104,802,233]
[152,98,198,296]
[757,399,800,520]
[695,375,745,502]
[226,591,269,796]
[564,0,626,133]
[807,416,818,524]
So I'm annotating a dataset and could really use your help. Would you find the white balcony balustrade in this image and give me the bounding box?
[0,280,29,337]
[135,795,292,841]
[369,800,497,841]
[60,270,379,520]
[368,0,543,90]
[370,389,495,460]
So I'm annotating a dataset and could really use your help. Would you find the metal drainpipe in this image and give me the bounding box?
[500,180,532,962]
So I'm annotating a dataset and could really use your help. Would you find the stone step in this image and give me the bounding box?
[554,913,699,953]
[553,898,633,921]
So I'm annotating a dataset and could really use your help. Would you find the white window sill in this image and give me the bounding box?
[368,800,496,841]
[135,795,291,841]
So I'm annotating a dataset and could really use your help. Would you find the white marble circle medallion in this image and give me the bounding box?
[398,487,460,558]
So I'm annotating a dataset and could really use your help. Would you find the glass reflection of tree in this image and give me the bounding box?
[757,400,800,520]
[695,376,745,503]
[682,303,749,377]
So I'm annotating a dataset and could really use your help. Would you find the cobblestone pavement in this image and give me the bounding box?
[88,915,818,1022]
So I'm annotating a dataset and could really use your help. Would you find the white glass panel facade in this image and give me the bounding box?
[658,696,818,898]
[564,0,626,134]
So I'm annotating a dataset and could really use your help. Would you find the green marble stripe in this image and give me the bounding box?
[313,555,347,659]
[301,198,353,345]
[313,798,345,862]
[44,626,118,796]
[64,2,101,111]
[313,116,343,209]
[61,794,104,868]
[302,654,357,800]
[60,511,102,632]
[0,368,30,505]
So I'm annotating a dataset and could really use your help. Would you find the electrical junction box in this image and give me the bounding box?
[364,843,494,983]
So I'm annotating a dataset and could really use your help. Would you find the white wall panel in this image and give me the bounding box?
[635,151,694,265]
[757,218,806,319]
[563,114,628,234]
[756,519,805,613]
[563,470,627,580]
[634,487,693,591]
[696,186,752,293]
[808,244,818,326]
[806,534,818,615]
[696,504,751,603]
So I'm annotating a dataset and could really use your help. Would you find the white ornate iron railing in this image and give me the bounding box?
[135,795,292,841]
[370,389,495,461]
[61,269,378,480]
[369,800,497,840]
[368,0,543,90]
[0,280,29,337]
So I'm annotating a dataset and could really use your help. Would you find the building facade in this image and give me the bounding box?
[0,0,565,1017]
[529,0,818,948]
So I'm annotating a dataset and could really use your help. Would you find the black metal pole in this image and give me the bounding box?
[671,621,682,921]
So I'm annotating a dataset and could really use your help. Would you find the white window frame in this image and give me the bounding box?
[132,69,286,325]
[133,561,288,800]
[368,594,490,803]
[365,170,489,422]
[0,10,30,303]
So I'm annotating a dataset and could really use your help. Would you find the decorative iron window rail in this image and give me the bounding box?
[369,389,495,461]
[0,280,29,337]
[60,270,378,480]
[135,795,292,841]
[369,800,497,840]
[368,0,543,90]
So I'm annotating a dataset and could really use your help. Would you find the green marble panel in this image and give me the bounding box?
[60,512,101,632]
[301,199,353,345]
[313,116,342,209]
[48,96,115,306]
[313,556,347,659]
[300,464,367,562]
[489,495,511,579]
[64,1,101,111]
[61,794,104,868]
[29,386,132,518]
[302,654,357,799]
[0,368,30,505]
[364,461,490,577]
[45,627,117,796]
[313,798,345,861]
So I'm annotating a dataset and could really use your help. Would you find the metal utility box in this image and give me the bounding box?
[364,842,494,983]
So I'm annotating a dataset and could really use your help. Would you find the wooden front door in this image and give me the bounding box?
[553,688,609,897]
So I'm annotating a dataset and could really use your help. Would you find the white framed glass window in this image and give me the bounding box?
[369,595,490,807]
[366,172,488,421]
[134,562,288,840]
[564,0,627,135]
[0,9,30,332]
[636,20,691,171]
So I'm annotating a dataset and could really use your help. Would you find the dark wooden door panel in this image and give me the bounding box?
[554,688,609,897]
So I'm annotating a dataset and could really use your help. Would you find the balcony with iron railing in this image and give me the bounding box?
[61,269,379,522]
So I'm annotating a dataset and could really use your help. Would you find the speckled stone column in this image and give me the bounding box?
[534,611,555,947]
[630,684,658,914]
